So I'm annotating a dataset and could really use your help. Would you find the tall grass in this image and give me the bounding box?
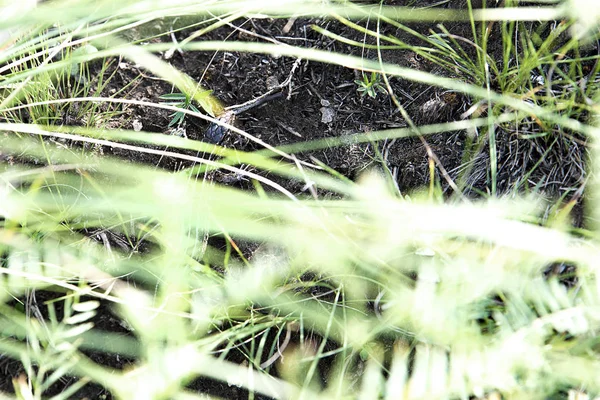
[1,1,600,399]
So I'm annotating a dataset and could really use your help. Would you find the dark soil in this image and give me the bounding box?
[111,9,473,191]
[0,0,593,398]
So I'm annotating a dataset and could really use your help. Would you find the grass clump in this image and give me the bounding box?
[0,1,600,399]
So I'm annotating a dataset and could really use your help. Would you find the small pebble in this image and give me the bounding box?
[266,76,279,90]
[132,119,143,132]
[320,106,335,123]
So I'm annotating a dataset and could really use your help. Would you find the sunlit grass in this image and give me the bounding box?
[0,0,599,399]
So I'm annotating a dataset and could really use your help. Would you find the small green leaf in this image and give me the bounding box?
[168,111,185,127]
[159,93,187,101]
